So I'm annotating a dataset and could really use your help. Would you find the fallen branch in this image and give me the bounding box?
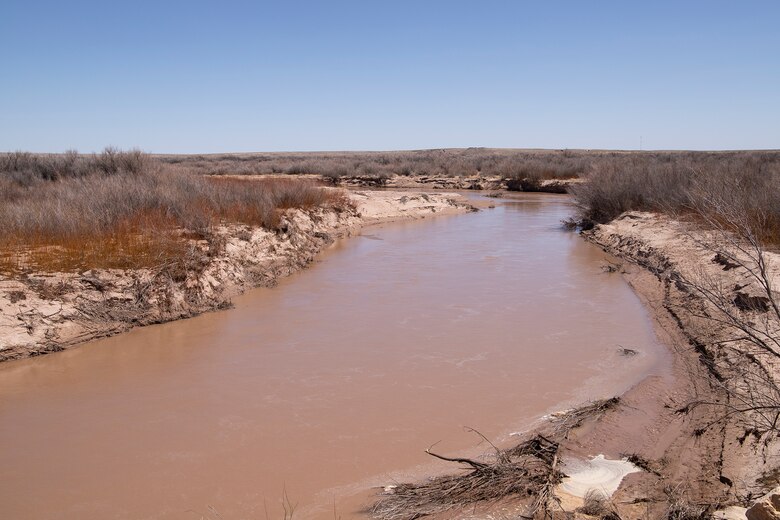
[370,398,620,520]
[425,443,488,470]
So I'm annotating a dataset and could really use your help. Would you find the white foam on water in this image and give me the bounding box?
[559,454,642,497]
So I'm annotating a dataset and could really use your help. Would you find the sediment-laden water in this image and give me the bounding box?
[0,193,668,519]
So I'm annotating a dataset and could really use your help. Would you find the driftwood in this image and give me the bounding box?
[425,444,488,470]
[369,398,620,520]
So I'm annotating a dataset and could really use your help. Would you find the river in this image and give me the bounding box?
[0,193,668,519]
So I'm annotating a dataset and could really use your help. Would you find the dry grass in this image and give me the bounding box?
[6,147,779,272]
[663,485,710,520]
[570,151,780,245]
[155,148,588,183]
[157,150,780,208]
[578,489,611,517]
[0,149,347,274]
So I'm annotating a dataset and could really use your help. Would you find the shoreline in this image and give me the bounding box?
[209,172,580,193]
[567,212,780,516]
[550,262,727,517]
[0,190,478,362]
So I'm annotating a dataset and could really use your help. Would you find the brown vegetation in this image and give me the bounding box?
[578,489,621,519]
[574,150,780,445]
[669,199,780,445]
[0,149,346,274]
[155,148,588,185]
[570,151,780,244]
[157,149,780,203]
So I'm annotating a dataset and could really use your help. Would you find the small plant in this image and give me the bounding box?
[577,489,620,520]
[578,489,611,517]
[6,290,26,303]
[663,485,709,520]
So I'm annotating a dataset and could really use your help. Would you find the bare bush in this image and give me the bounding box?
[571,151,780,236]
[0,149,346,273]
[671,190,780,443]
[663,485,710,520]
[578,489,613,518]
[153,148,590,183]
[559,146,780,448]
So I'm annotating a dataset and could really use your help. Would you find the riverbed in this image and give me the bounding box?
[0,193,668,519]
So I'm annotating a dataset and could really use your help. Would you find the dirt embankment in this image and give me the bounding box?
[333,174,580,193]
[0,190,477,362]
[576,212,780,517]
[219,173,580,192]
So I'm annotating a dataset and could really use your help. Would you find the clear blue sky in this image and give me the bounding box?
[2,1,778,153]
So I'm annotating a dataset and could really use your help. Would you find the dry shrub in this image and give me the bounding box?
[663,485,710,520]
[570,151,780,246]
[161,149,780,210]
[0,150,346,274]
[155,148,588,182]
[28,279,73,300]
[578,489,611,517]
[0,147,150,184]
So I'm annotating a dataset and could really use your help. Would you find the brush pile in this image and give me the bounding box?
[370,398,620,520]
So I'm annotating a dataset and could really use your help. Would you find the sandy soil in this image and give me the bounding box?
[211,172,580,192]
[569,212,780,517]
[0,190,477,362]
[337,174,580,192]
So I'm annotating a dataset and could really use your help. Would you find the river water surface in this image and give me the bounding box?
[0,194,667,519]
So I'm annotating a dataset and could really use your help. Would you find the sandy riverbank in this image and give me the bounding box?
[334,173,578,192]
[0,190,477,362]
[209,172,580,192]
[570,212,780,517]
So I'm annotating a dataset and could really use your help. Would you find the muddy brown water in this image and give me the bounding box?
[0,194,669,519]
